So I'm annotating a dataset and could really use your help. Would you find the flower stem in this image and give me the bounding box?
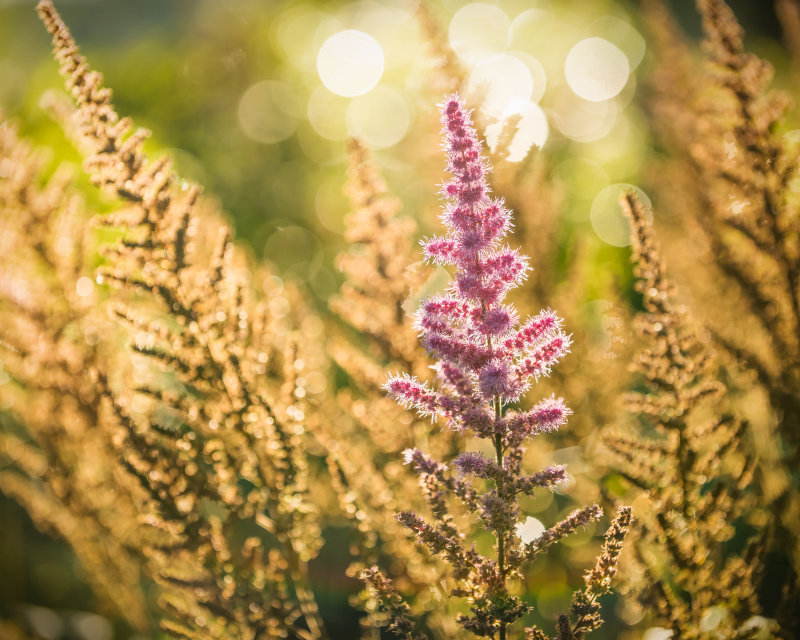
[494,396,506,640]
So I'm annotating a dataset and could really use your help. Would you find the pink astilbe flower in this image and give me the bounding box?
[385,95,570,418]
[374,96,627,640]
[386,374,443,418]
[505,395,573,444]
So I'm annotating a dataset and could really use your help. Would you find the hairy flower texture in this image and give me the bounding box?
[453,451,492,478]
[380,96,628,640]
[387,374,446,419]
[604,193,769,640]
[515,466,569,495]
[505,396,572,446]
[36,3,328,638]
[404,447,479,525]
[0,117,149,629]
[388,100,570,418]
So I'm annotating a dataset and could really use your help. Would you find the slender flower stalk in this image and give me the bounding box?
[373,95,630,640]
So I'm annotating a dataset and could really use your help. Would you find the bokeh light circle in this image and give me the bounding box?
[509,8,565,70]
[508,101,548,158]
[590,184,652,247]
[468,54,533,118]
[565,37,630,102]
[509,8,549,49]
[238,80,299,144]
[516,517,546,544]
[317,30,384,97]
[486,98,548,161]
[346,85,411,149]
[449,3,510,65]
[275,6,334,72]
[76,276,94,297]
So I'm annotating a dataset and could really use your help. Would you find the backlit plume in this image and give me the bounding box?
[386,96,571,436]
[376,95,628,640]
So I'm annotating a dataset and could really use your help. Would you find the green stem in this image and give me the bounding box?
[486,324,507,640]
[494,396,506,640]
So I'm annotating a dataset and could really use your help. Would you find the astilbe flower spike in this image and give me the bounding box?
[368,95,630,640]
[392,98,571,427]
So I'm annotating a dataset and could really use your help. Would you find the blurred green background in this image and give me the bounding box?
[0,0,793,638]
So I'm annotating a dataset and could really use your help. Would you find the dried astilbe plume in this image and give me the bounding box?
[647,0,800,469]
[691,0,799,412]
[370,95,631,640]
[327,140,459,637]
[330,139,429,386]
[606,193,773,639]
[0,116,149,629]
[36,1,328,637]
[640,0,700,154]
[643,0,800,630]
[414,0,465,96]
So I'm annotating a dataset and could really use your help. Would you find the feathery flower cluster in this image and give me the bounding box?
[387,98,571,439]
[643,0,800,632]
[0,115,149,630]
[605,192,766,639]
[31,3,327,638]
[375,95,629,640]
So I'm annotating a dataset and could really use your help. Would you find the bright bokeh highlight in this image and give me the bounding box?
[486,98,549,160]
[75,276,93,297]
[317,30,384,97]
[449,3,510,64]
[513,51,547,103]
[507,100,548,159]
[516,516,546,544]
[468,53,533,118]
[565,37,630,102]
[509,8,562,65]
[275,6,332,72]
[643,629,674,640]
